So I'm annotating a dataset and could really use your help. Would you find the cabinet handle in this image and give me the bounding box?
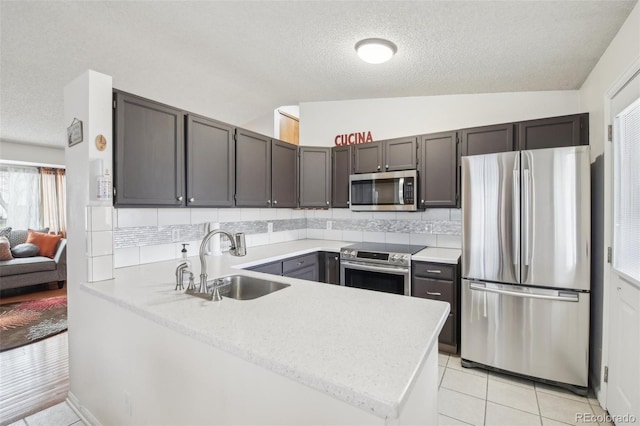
[377,165,381,171]
[267,199,271,204]
[177,196,183,201]
[421,199,425,204]
[189,197,195,202]
[326,201,329,205]
[426,291,442,296]
[297,260,305,265]
[385,164,389,169]
[347,201,350,206]
[427,269,442,274]
[274,200,278,205]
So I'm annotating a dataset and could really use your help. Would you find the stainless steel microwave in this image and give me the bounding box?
[349,170,419,211]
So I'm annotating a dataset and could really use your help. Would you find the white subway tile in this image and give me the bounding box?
[436,234,462,249]
[276,209,293,220]
[158,209,190,226]
[342,230,364,242]
[240,208,261,221]
[314,209,332,219]
[258,208,278,221]
[331,209,352,219]
[396,211,420,220]
[90,255,113,282]
[324,229,343,241]
[450,208,462,221]
[363,231,385,243]
[112,208,118,229]
[90,231,113,256]
[251,233,270,247]
[114,247,140,268]
[282,230,299,241]
[297,229,307,239]
[422,209,450,220]
[139,243,176,264]
[269,231,286,244]
[410,233,437,246]
[306,229,324,240]
[90,206,113,231]
[118,208,158,228]
[352,211,373,220]
[190,208,219,225]
[218,208,242,222]
[291,209,306,219]
[385,232,411,244]
[371,212,397,220]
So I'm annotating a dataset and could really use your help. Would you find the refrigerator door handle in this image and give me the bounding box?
[523,168,532,268]
[512,170,520,268]
[469,283,579,302]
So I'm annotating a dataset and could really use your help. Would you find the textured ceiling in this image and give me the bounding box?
[0,0,637,148]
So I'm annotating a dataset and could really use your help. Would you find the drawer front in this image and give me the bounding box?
[249,261,282,276]
[439,313,457,346]
[282,253,318,274]
[413,261,455,280]
[412,277,455,307]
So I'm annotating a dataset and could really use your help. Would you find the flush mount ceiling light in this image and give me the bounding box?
[355,38,397,64]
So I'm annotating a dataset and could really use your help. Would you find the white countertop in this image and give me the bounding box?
[81,239,449,419]
[412,247,461,264]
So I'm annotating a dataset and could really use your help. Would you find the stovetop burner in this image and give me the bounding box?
[341,242,427,255]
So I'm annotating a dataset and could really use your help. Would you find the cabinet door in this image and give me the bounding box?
[271,139,298,208]
[284,264,319,282]
[114,92,184,207]
[186,115,235,207]
[461,123,514,156]
[331,145,352,208]
[419,131,458,208]
[384,136,417,171]
[235,129,271,207]
[518,113,588,150]
[248,260,283,276]
[353,141,383,173]
[299,147,331,208]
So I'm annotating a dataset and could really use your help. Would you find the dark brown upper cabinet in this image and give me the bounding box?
[518,113,588,151]
[234,129,271,207]
[271,139,298,208]
[114,91,185,207]
[418,131,459,208]
[460,123,515,156]
[331,145,353,208]
[185,115,235,207]
[353,136,417,173]
[299,147,331,208]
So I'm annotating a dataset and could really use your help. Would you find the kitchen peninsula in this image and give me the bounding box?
[72,240,449,425]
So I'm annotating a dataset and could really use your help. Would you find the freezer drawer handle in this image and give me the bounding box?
[426,269,441,274]
[469,283,579,302]
[426,291,442,296]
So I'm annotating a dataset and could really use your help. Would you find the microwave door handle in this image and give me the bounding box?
[398,177,404,205]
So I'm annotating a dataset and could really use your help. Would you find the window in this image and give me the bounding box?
[0,165,41,230]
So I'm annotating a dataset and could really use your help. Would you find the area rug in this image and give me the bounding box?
[0,296,67,352]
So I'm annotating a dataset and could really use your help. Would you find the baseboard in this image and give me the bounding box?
[67,392,102,426]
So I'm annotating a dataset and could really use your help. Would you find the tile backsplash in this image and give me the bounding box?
[113,208,462,268]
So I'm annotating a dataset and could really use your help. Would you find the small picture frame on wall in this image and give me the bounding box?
[67,118,83,147]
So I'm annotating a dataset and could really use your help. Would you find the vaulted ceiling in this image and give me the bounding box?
[0,0,637,148]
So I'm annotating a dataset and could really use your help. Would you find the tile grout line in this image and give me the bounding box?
[535,384,543,426]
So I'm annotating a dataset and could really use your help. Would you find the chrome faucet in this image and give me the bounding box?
[199,229,246,301]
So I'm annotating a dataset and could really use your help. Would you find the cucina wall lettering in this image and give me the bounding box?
[334,131,373,146]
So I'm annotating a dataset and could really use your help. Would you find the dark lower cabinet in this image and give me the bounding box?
[299,147,331,208]
[185,115,235,207]
[271,139,298,208]
[460,123,515,156]
[419,131,458,208]
[319,251,340,284]
[412,260,460,354]
[245,252,327,284]
[331,145,352,208]
[248,260,282,275]
[114,91,185,207]
[518,113,588,150]
[285,264,319,281]
[235,129,271,207]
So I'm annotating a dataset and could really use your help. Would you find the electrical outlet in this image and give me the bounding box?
[268,222,273,233]
[124,391,132,417]
[326,220,332,230]
[172,228,180,242]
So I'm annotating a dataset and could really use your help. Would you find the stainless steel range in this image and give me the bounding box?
[340,242,427,296]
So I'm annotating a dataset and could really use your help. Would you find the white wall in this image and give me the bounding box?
[0,140,65,167]
[299,91,581,146]
[578,0,640,405]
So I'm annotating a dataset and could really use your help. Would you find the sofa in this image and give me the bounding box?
[0,228,67,292]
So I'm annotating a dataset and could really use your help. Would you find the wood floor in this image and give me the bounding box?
[0,284,69,426]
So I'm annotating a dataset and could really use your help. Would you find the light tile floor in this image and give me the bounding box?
[438,353,612,426]
[8,401,85,426]
[12,353,611,426]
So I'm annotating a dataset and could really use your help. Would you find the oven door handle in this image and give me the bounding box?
[341,260,409,275]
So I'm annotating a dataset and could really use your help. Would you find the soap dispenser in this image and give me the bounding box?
[180,243,191,267]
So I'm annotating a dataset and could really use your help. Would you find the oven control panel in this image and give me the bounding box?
[340,249,411,267]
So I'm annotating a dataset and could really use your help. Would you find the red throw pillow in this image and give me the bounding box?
[25,230,62,259]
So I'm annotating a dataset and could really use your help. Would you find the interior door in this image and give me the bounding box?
[607,71,640,421]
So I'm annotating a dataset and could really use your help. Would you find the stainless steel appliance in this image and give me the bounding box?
[340,243,426,295]
[461,146,590,394]
[349,170,419,211]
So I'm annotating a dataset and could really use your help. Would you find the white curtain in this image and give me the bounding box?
[0,165,41,229]
[40,168,67,236]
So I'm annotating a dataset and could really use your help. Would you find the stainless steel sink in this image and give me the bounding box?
[211,275,290,300]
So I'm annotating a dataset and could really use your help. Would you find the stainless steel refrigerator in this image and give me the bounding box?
[461,146,590,394]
